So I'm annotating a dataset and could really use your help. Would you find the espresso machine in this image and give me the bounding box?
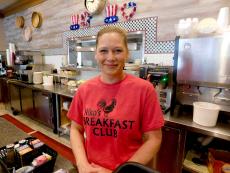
[172,35,230,113]
[140,65,173,113]
[13,50,43,83]
[0,51,6,76]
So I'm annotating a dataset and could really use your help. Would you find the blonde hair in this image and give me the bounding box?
[96,26,128,49]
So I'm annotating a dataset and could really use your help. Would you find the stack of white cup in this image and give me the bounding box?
[33,72,43,84]
[217,7,229,31]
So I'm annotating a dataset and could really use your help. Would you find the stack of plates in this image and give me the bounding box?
[23,26,32,42]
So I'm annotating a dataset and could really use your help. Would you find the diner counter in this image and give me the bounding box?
[6,79,230,141]
[7,79,76,98]
[164,112,230,141]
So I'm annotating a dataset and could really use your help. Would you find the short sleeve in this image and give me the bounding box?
[67,89,84,126]
[141,85,164,132]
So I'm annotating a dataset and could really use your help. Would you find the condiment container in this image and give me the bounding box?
[6,144,15,168]
[193,102,220,127]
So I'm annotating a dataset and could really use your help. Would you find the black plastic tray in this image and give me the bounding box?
[0,137,57,173]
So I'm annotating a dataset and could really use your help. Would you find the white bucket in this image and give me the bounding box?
[193,102,220,127]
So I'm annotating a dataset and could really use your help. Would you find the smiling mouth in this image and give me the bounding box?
[105,64,118,67]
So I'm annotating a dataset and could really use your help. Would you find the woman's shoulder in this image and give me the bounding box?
[78,76,100,89]
[126,74,153,88]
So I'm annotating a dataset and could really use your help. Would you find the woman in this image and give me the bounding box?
[67,26,164,173]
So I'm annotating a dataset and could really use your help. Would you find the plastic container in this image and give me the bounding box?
[43,75,53,86]
[193,102,220,127]
[33,72,43,84]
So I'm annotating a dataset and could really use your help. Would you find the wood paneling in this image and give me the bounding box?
[2,0,230,54]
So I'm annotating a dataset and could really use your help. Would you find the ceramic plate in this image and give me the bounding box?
[23,26,32,42]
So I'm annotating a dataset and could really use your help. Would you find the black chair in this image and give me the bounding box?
[113,162,160,173]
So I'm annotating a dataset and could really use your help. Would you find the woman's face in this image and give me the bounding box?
[95,32,129,78]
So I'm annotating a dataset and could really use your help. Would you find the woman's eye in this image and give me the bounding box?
[115,49,122,53]
[99,49,107,53]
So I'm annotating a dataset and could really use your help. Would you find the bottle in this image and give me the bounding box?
[6,144,15,168]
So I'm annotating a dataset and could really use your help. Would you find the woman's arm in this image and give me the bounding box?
[70,121,100,173]
[128,128,162,165]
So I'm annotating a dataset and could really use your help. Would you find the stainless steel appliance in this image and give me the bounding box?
[173,35,230,112]
[12,50,51,84]
[140,65,173,113]
[0,51,6,76]
[13,50,42,83]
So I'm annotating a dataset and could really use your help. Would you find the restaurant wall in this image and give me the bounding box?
[2,0,230,65]
[0,19,7,51]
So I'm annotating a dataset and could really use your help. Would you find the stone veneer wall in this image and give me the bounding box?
[2,0,230,63]
[0,19,7,51]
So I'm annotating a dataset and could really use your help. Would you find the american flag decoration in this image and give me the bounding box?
[121,2,137,21]
[80,11,92,28]
[104,3,119,24]
[70,14,80,30]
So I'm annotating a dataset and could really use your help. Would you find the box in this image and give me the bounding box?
[0,137,57,173]
[208,148,230,173]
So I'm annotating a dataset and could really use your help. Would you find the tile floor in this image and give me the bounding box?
[0,103,71,148]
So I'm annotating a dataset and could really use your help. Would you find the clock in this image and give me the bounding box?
[85,0,106,15]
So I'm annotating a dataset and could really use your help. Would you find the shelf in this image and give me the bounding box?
[164,110,230,141]
[183,150,209,173]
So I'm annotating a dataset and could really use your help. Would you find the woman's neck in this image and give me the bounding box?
[100,72,126,84]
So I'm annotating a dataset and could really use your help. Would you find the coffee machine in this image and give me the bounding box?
[0,51,6,76]
[13,50,43,83]
[172,35,230,113]
[140,65,173,113]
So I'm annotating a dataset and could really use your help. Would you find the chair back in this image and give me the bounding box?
[113,162,160,173]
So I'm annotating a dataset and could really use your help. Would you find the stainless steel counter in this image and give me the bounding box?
[164,112,230,141]
[6,79,230,141]
[7,79,75,98]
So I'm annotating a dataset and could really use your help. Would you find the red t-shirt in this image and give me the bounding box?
[67,74,164,170]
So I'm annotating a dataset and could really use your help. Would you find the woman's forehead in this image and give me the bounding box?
[99,32,123,39]
[98,33,124,43]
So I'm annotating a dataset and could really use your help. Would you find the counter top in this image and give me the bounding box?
[6,79,230,141]
[7,79,75,98]
[164,112,230,141]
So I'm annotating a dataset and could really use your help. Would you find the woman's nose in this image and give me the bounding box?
[107,51,116,60]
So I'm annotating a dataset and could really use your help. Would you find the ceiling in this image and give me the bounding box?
[0,0,18,9]
[0,0,45,18]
